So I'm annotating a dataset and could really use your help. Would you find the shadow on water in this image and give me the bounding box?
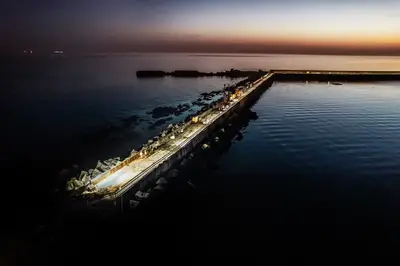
[7,79,400,263]
[42,105,396,261]
[1,114,148,263]
[2,76,265,264]
[19,106,260,264]
[1,78,248,255]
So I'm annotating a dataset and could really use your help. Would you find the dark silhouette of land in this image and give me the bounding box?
[136,69,266,78]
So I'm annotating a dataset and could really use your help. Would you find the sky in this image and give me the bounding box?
[2,0,400,55]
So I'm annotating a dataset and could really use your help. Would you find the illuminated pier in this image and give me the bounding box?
[68,73,272,210]
[69,70,400,211]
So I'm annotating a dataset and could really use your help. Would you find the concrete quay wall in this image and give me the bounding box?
[83,70,400,212]
[271,70,400,82]
[112,75,274,211]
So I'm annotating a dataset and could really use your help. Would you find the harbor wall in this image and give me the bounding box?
[271,70,400,82]
[114,75,274,211]
[86,70,400,212]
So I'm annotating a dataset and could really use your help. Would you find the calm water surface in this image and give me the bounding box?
[3,53,400,167]
[133,81,400,253]
[2,54,400,257]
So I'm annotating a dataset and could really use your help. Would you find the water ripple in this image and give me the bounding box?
[223,81,400,182]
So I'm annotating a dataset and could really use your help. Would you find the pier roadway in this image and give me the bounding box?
[80,70,400,208]
[89,73,273,200]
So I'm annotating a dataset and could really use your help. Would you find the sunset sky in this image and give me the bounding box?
[2,0,400,55]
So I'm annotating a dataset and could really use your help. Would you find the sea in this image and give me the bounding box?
[2,53,400,262]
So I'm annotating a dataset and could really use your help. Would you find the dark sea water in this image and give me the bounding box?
[2,54,400,262]
[3,53,400,168]
[119,81,400,256]
[2,56,241,167]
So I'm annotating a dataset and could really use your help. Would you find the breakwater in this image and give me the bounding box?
[68,72,273,212]
[114,73,274,211]
[271,70,400,81]
[136,69,266,78]
[70,70,400,212]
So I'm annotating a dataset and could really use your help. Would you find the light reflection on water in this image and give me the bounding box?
[143,81,400,244]
[226,81,400,179]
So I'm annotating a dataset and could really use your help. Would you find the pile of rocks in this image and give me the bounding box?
[147,103,191,119]
[148,106,177,119]
[65,157,121,192]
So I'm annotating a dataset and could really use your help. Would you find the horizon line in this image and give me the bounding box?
[3,51,400,57]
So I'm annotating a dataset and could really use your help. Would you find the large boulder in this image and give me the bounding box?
[87,184,96,192]
[169,169,179,178]
[202,143,210,150]
[156,177,168,185]
[91,169,103,178]
[180,158,188,167]
[129,200,140,209]
[149,106,177,118]
[73,179,84,189]
[78,171,88,180]
[96,161,110,172]
[81,175,91,186]
[174,103,190,116]
[66,180,75,191]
